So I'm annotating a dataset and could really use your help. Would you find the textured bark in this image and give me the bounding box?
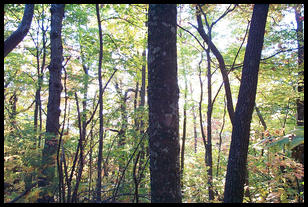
[293,5,304,203]
[206,46,214,201]
[148,4,182,203]
[4,4,34,57]
[224,4,268,203]
[294,4,304,127]
[38,4,65,203]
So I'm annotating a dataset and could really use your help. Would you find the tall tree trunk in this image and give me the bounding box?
[95,4,104,203]
[293,4,304,203]
[71,65,89,202]
[180,76,187,188]
[216,96,226,178]
[115,82,134,174]
[34,6,48,149]
[206,46,214,201]
[38,4,65,203]
[224,4,268,203]
[136,49,147,200]
[148,4,182,203]
[9,92,18,137]
[4,4,34,57]
[294,5,304,122]
[198,54,207,154]
[189,83,198,153]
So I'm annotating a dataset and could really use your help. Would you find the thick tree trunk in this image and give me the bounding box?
[38,4,65,203]
[224,4,268,203]
[148,4,182,203]
[4,4,34,57]
[294,4,304,128]
[293,4,304,203]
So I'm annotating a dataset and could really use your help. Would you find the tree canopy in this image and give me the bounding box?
[4,4,304,203]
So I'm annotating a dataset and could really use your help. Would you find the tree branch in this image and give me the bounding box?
[4,4,34,58]
[194,6,235,124]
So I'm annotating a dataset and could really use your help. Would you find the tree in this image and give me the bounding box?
[223,4,269,203]
[4,4,34,58]
[148,4,182,203]
[95,4,104,202]
[195,5,235,124]
[293,4,304,203]
[38,4,65,203]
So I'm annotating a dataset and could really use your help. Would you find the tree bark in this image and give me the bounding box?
[293,4,304,203]
[4,4,34,58]
[180,76,187,188]
[38,4,65,203]
[148,4,182,203]
[294,4,304,127]
[95,4,104,203]
[206,46,214,201]
[195,7,235,124]
[224,4,268,203]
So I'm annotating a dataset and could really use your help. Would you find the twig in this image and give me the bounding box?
[7,182,37,203]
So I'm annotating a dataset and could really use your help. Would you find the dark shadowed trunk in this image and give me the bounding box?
[206,46,214,201]
[180,76,187,188]
[223,4,268,203]
[148,4,182,203]
[38,4,65,203]
[95,4,104,203]
[293,4,304,203]
[4,4,34,57]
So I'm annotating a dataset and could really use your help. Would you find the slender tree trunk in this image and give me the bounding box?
[148,4,182,203]
[189,83,198,153]
[180,77,187,188]
[34,6,47,149]
[216,96,226,178]
[206,46,214,201]
[195,6,234,124]
[224,4,268,203]
[115,82,134,174]
[255,104,267,131]
[57,63,69,203]
[95,4,104,203]
[4,4,34,57]
[9,92,18,137]
[71,65,89,202]
[38,4,65,203]
[198,54,207,153]
[136,49,147,196]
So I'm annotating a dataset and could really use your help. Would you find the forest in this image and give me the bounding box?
[4,4,304,203]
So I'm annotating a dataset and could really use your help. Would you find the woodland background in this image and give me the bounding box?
[4,4,304,203]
